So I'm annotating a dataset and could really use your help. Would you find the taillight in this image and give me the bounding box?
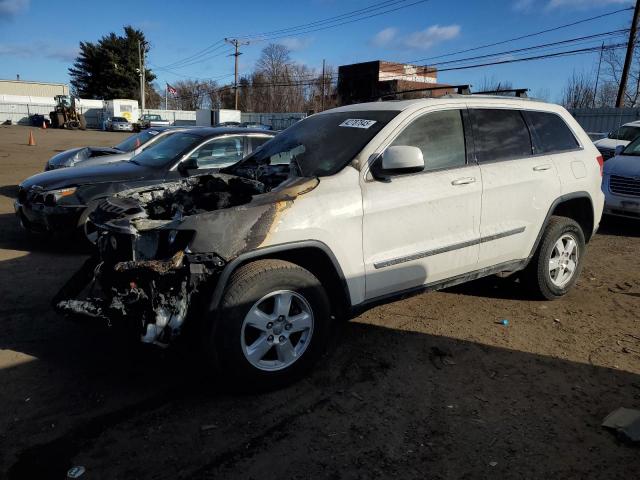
[596,155,603,176]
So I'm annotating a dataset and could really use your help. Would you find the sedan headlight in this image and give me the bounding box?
[44,187,77,206]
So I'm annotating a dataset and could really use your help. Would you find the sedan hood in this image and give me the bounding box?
[604,154,640,176]
[47,146,124,169]
[21,161,158,191]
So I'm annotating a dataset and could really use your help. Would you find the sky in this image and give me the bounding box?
[0,0,635,102]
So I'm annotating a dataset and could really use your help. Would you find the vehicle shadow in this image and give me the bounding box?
[0,212,89,254]
[0,184,18,200]
[0,249,638,479]
[442,274,538,301]
[598,215,640,238]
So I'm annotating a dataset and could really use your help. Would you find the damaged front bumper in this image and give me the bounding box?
[54,246,225,347]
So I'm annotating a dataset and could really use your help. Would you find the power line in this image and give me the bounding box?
[159,40,227,69]
[412,5,633,63]
[235,0,416,39]
[247,0,432,43]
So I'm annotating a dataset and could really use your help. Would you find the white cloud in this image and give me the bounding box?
[371,27,398,47]
[404,24,461,50]
[0,42,78,62]
[278,37,313,51]
[513,0,534,11]
[370,24,460,51]
[547,0,631,8]
[515,0,632,10]
[0,0,29,20]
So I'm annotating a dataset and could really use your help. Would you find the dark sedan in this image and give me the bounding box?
[16,128,275,242]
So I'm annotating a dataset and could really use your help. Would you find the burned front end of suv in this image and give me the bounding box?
[53,170,318,346]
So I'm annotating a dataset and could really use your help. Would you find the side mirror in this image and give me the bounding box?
[615,144,625,156]
[371,146,424,180]
[178,157,198,175]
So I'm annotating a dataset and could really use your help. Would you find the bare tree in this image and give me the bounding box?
[602,44,640,107]
[477,76,514,93]
[561,71,595,109]
[167,80,207,110]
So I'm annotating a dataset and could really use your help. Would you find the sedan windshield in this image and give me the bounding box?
[130,132,203,168]
[609,125,640,141]
[114,129,163,152]
[112,117,128,123]
[229,111,399,177]
[621,136,640,156]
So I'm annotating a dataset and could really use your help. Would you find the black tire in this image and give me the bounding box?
[523,216,585,300]
[206,259,331,391]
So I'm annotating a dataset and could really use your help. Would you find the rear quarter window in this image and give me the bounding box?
[524,111,579,154]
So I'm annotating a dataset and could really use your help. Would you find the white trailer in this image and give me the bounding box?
[104,99,139,123]
[196,109,241,126]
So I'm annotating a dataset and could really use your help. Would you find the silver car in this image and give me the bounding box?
[107,116,134,132]
[603,140,640,220]
[44,128,183,170]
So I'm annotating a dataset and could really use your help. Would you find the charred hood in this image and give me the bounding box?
[90,172,319,260]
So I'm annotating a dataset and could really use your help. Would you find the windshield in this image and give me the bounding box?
[131,132,202,168]
[229,111,399,177]
[609,125,640,141]
[112,117,128,123]
[621,136,640,156]
[114,129,163,152]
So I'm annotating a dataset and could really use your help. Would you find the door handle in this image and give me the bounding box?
[451,177,476,185]
[533,164,552,171]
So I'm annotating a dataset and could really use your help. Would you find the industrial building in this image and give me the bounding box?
[337,60,452,105]
[0,79,69,98]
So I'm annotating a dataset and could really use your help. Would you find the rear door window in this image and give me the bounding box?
[389,109,466,172]
[470,109,532,162]
[189,136,245,168]
[523,111,580,154]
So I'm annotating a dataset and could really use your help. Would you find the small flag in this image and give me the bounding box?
[167,83,177,95]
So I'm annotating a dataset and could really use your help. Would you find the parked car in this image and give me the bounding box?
[593,121,640,161]
[53,97,604,391]
[106,116,134,132]
[602,137,640,219]
[15,128,275,242]
[139,114,171,129]
[239,122,272,130]
[45,127,178,170]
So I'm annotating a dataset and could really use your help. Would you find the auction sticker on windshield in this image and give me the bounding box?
[339,119,377,129]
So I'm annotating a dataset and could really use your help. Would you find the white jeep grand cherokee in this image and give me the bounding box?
[58,96,604,390]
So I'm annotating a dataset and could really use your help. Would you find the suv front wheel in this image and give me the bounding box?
[207,259,331,391]
[524,216,585,300]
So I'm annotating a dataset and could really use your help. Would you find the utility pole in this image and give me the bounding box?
[593,42,605,108]
[225,38,249,110]
[321,59,326,111]
[138,40,146,113]
[616,0,640,107]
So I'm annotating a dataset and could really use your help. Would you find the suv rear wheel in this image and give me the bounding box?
[207,259,331,391]
[524,216,585,300]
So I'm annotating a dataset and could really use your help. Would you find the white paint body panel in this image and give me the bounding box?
[256,96,604,307]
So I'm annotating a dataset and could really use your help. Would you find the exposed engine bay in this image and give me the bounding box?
[54,164,319,346]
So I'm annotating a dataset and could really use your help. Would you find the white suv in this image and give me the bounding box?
[56,96,605,390]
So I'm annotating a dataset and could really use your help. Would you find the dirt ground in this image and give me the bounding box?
[0,125,638,479]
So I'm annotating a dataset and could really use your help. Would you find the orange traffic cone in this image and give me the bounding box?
[42,120,47,130]
[28,130,36,146]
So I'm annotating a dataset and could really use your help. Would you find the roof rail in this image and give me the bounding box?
[375,84,471,101]
[474,88,529,98]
